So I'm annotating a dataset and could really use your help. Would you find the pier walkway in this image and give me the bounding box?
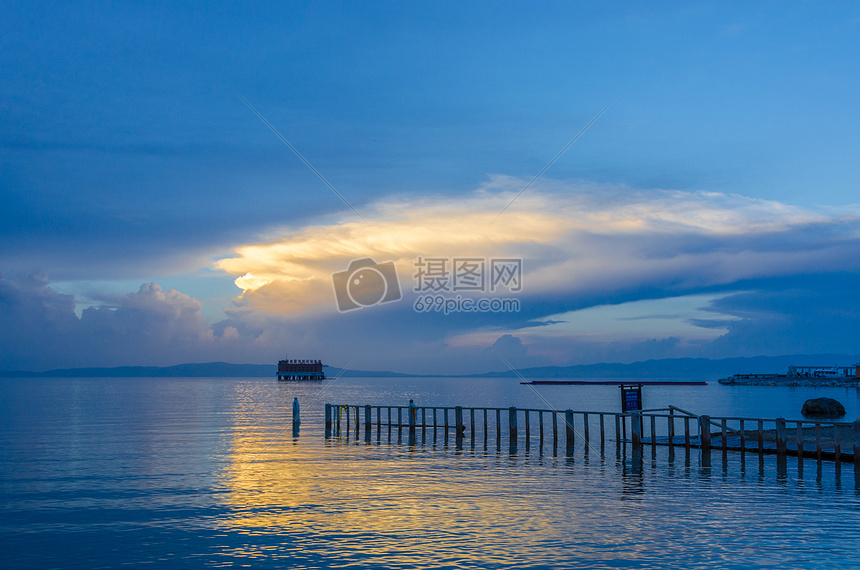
[324,403,860,467]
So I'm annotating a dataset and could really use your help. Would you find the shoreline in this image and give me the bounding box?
[718,376,860,387]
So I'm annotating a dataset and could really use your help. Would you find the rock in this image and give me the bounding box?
[801,397,846,418]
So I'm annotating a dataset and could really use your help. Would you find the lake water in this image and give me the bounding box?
[2,376,860,568]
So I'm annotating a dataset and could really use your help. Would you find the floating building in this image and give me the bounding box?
[277,358,325,381]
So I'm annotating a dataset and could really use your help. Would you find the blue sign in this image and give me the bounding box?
[621,385,642,412]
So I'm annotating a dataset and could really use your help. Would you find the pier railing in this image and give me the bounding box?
[324,403,860,467]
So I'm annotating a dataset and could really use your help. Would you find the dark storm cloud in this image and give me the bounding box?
[702,274,860,357]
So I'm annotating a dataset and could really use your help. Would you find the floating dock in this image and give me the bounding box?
[277,358,325,381]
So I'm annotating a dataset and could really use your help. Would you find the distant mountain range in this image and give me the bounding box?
[3,354,859,380]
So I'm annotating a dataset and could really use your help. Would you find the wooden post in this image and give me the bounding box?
[757,420,764,454]
[721,419,727,452]
[739,419,745,450]
[668,409,675,447]
[775,417,786,457]
[365,404,372,434]
[525,410,530,442]
[433,408,437,428]
[833,424,841,462]
[398,407,403,428]
[345,405,350,433]
[684,417,690,448]
[552,412,558,448]
[632,412,642,446]
[455,406,464,437]
[650,415,656,448]
[509,407,518,442]
[377,407,381,430]
[583,413,590,443]
[354,407,360,434]
[422,407,426,428]
[325,403,332,430]
[853,420,860,471]
[797,421,804,466]
[444,408,449,431]
[387,407,391,428]
[699,416,711,450]
[539,412,544,444]
[599,414,605,447]
[470,408,475,444]
[292,398,301,427]
[614,414,621,445]
[565,410,574,456]
[483,409,488,445]
[496,409,501,441]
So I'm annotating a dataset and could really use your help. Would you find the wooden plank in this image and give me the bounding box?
[509,407,518,442]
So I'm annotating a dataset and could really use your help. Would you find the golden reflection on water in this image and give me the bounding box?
[216,420,629,565]
[215,404,860,567]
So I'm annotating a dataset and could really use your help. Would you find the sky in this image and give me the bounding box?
[2,1,860,373]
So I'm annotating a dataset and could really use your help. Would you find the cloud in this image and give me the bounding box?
[214,177,860,321]
[0,277,274,370]
[5,179,860,374]
[702,275,860,357]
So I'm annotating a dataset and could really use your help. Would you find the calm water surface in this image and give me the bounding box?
[2,376,860,568]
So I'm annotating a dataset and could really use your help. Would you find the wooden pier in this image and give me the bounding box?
[324,403,860,471]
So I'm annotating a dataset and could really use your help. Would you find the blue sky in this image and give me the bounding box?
[2,2,860,373]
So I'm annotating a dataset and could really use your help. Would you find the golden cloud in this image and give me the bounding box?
[214,178,858,315]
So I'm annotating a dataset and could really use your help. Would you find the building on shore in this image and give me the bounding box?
[720,364,859,385]
[277,358,325,381]
[787,365,859,378]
